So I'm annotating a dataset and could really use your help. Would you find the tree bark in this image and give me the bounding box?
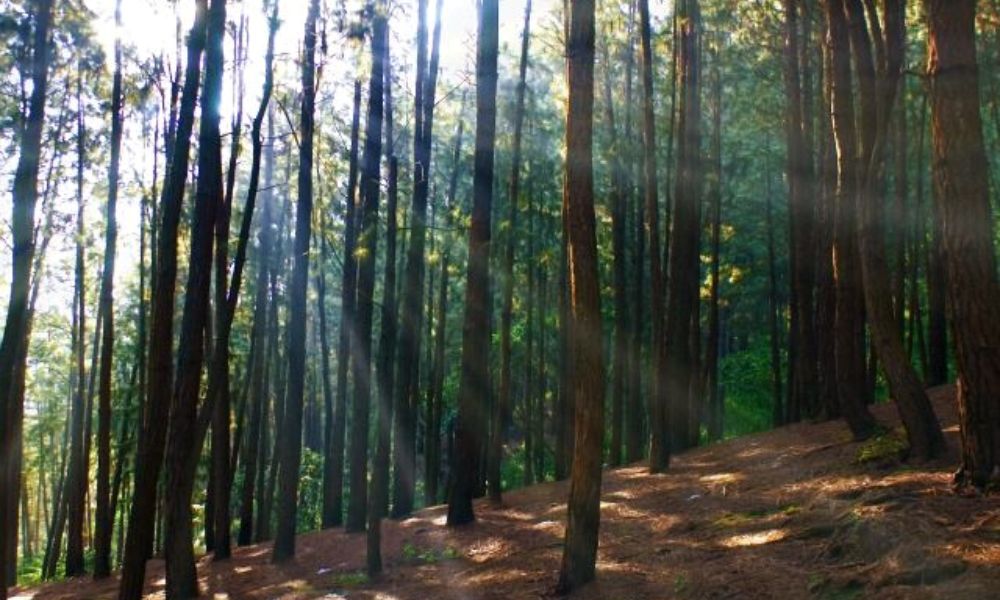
[448,0,498,526]
[926,0,1000,489]
[781,0,818,424]
[427,99,465,505]
[638,0,668,472]
[706,48,723,442]
[94,0,124,578]
[368,13,396,574]
[495,0,532,503]
[824,0,878,441]
[766,176,784,428]
[393,0,443,518]
[2,14,55,579]
[347,5,386,534]
[273,0,318,561]
[556,0,603,591]
[162,0,225,594]
[326,78,362,529]
[251,110,277,544]
[232,5,277,550]
[664,0,702,454]
[118,1,207,596]
[625,0,644,464]
[66,55,88,580]
[600,29,628,466]
[843,0,943,460]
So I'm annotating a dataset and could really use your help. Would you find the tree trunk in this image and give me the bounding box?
[664,0,702,454]
[782,0,818,424]
[207,15,246,561]
[251,110,277,545]
[393,0,443,519]
[495,0,532,503]
[816,37,839,420]
[223,8,276,553]
[766,176,783,428]
[327,78,361,529]
[625,0,644,464]
[347,4,386,534]
[162,0,225,594]
[0,1,52,588]
[448,0,498,526]
[556,0,603,590]
[94,0,124,577]
[706,49,723,441]
[638,0,668,472]
[926,166,948,386]
[843,0,943,460]
[824,0,878,441]
[555,203,572,482]
[273,0,318,561]
[118,1,207,596]
[427,99,465,505]
[926,0,1000,489]
[600,30,628,466]
[66,56,88,580]
[368,14,397,573]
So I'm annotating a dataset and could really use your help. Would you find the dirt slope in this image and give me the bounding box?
[13,386,1000,599]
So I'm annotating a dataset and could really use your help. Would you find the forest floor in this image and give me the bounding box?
[13,385,1000,599]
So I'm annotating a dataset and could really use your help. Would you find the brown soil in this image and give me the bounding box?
[14,386,999,599]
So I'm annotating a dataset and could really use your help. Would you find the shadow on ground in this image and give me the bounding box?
[14,386,999,599]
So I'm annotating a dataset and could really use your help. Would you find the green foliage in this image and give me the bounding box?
[401,542,460,564]
[855,431,908,464]
[720,342,783,438]
[330,571,369,587]
[712,504,800,528]
[673,574,688,595]
[501,442,526,490]
[16,555,44,587]
[296,448,325,533]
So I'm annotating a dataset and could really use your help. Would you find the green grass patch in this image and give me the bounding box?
[402,542,460,564]
[330,571,369,587]
[713,504,801,528]
[855,431,908,464]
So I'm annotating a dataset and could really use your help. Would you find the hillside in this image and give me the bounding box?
[15,386,999,600]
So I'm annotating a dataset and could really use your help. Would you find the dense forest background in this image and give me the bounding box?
[0,0,998,597]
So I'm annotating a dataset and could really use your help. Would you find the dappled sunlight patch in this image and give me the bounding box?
[464,567,534,587]
[233,566,253,575]
[651,513,682,533]
[243,547,271,559]
[531,519,562,532]
[495,508,540,522]
[615,465,655,480]
[719,528,787,548]
[603,502,652,520]
[281,578,314,591]
[542,502,568,517]
[594,556,645,575]
[467,537,509,563]
[605,489,637,501]
[733,444,774,460]
[700,472,741,485]
[940,541,1000,567]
